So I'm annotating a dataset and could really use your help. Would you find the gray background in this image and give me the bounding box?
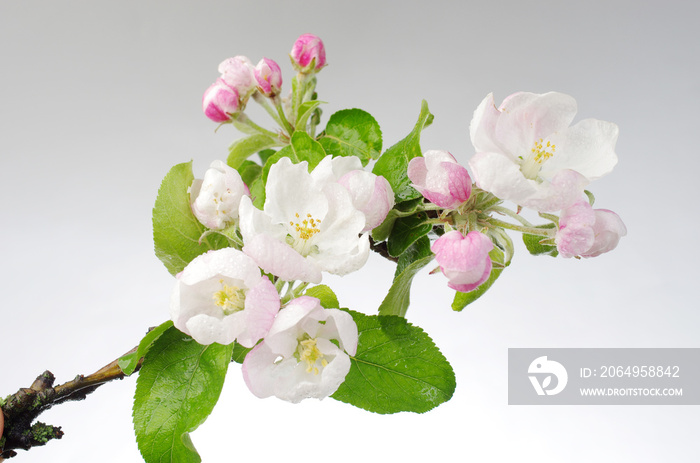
[2,0,698,461]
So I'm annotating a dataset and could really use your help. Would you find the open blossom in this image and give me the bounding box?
[290,33,326,73]
[242,296,358,403]
[431,230,494,292]
[202,79,239,123]
[468,92,619,212]
[191,160,249,230]
[408,150,472,209]
[170,248,280,347]
[239,156,369,284]
[555,200,627,258]
[218,56,257,102]
[254,58,283,97]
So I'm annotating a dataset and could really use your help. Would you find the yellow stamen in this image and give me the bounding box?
[212,279,246,315]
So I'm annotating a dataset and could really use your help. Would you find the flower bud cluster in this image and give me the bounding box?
[202,33,326,124]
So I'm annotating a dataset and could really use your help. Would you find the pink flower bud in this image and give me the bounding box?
[202,79,239,123]
[408,150,472,209]
[290,33,326,73]
[431,230,494,293]
[338,170,395,232]
[218,56,257,99]
[254,57,283,97]
[555,200,626,258]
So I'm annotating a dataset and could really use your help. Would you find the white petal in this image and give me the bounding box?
[539,118,618,180]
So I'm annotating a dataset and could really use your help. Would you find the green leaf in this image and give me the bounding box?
[371,197,424,242]
[118,321,174,376]
[261,131,326,185]
[236,160,262,187]
[395,235,432,278]
[304,284,340,309]
[584,189,595,206]
[522,224,558,257]
[451,246,509,311]
[332,310,455,414]
[231,342,252,364]
[372,100,433,202]
[133,327,233,463]
[257,149,276,165]
[152,161,229,275]
[386,212,433,257]
[378,253,434,317]
[227,134,279,169]
[318,109,382,165]
[296,100,325,131]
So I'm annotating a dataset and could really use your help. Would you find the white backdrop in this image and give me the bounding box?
[2,1,699,461]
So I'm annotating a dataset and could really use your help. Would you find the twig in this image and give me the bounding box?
[0,346,139,459]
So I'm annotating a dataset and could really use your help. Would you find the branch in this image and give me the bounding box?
[0,346,139,459]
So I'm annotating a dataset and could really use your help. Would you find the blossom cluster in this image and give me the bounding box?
[165,33,626,406]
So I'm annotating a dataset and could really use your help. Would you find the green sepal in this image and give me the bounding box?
[386,212,432,257]
[378,252,435,317]
[227,134,279,169]
[318,109,382,166]
[304,284,340,309]
[152,161,229,275]
[522,223,559,257]
[372,100,433,202]
[584,189,595,206]
[118,320,174,376]
[133,327,234,463]
[332,310,456,414]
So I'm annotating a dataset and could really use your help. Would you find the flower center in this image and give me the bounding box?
[287,212,322,256]
[212,279,246,315]
[296,336,328,375]
[520,138,556,180]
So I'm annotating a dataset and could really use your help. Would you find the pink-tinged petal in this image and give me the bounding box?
[494,92,577,156]
[469,93,504,155]
[290,33,327,73]
[320,308,358,356]
[582,209,627,257]
[432,230,494,293]
[469,151,539,203]
[243,233,322,284]
[218,56,256,97]
[242,342,280,398]
[523,169,589,212]
[254,57,283,97]
[202,80,239,123]
[338,170,395,232]
[237,276,280,348]
[409,150,472,209]
[555,200,597,258]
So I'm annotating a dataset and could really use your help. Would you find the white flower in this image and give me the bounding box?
[468,92,619,211]
[170,248,280,346]
[242,296,358,403]
[239,156,370,283]
[191,160,249,230]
